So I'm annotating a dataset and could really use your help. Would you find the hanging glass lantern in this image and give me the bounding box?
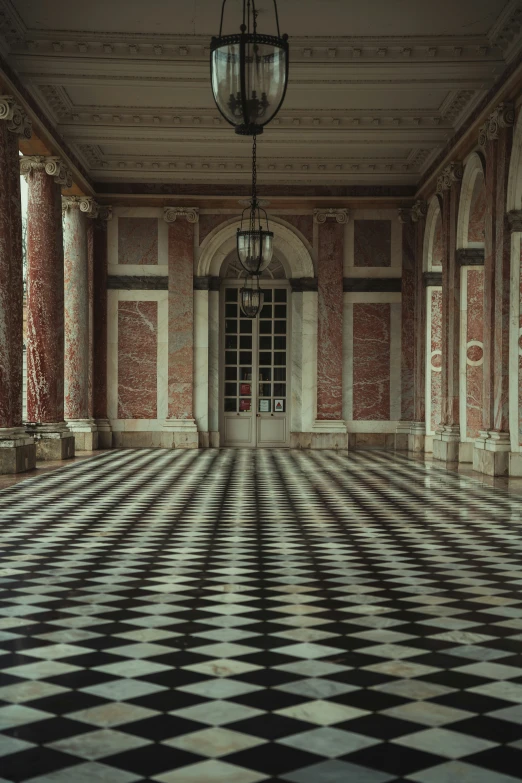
[237,135,274,274]
[211,0,289,135]
[240,275,265,318]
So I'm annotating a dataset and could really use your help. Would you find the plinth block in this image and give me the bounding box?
[0,443,37,474]
[36,435,75,461]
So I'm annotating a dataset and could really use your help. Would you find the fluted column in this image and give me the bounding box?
[20,154,75,460]
[311,208,348,449]
[433,162,463,464]
[474,103,515,476]
[409,200,428,452]
[91,205,112,447]
[0,97,36,473]
[162,207,199,448]
[62,195,98,450]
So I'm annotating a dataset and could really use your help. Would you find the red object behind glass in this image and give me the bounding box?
[240,399,251,411]
[240,383,251,396]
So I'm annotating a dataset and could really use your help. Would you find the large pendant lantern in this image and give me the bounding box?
[210,0,289,136]
[237,134,273,275]
[240,275,265,318]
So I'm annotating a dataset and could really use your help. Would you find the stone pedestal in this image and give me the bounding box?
[395,421,411,451]
[408,422,426,453]
[433,425,460,463]
[473,430,510,476]
[161,418,199,449]
[67,419,99,451]
[0,428,36,474]
[95,418,113,449]
[27,423,75,461]
[310,420,348,450]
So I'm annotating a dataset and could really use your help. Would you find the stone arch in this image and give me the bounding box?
[507,107,522,213]
[197,216,315,279]
[423,194,443,271]
[457,151,486,249]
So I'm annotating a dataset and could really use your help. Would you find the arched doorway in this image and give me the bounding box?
[195,217,316,448]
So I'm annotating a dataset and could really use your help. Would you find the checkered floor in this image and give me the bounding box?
[0,449,522,782]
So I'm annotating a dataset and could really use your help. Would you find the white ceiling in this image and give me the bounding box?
[1,0,520,188]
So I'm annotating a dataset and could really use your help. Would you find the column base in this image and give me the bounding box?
[95,419,113,449]
[161,418,199,449]
[458,441,474,463]
[310,420,348,450]
[0,428,37,474]
[395,422,411,451]
[432,425,460,464]
[408,422,426,453]
[67,419,98,451]
[26,423,75,461]
[473,430,510,476]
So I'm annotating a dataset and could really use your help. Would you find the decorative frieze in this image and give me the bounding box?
[507,210,522,233]
[20,155,73,188]
[436,162,463,195]
[163,206,199,224]
[0,95,31,138]
[313,208,349,224]
[478,102,515,148]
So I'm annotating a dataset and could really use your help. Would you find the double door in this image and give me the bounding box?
[222,284,290,447]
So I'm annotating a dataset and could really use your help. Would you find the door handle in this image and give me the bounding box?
[256,414,260,418]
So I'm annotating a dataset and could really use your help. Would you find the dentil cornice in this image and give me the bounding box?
[20,155,73,187]
[313,208,349,224]
[436,162,463,195]
[0,95,31,138]
[478,102,515,148]
[163,207,199,224]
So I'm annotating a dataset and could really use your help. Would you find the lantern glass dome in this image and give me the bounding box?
[237,228,273,274]
[210,1,289,135]
[240,277,265,318]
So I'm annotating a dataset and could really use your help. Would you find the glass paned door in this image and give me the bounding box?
[222,285,289,447]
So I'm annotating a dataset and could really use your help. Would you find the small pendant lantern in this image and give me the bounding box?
[210,0,289,136]
[240,275,265,318]
[237,134,274,275]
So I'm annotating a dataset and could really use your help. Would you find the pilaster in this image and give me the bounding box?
[409,200,428,453]
[90,205,113,447]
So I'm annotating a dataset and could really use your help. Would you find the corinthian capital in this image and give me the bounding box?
[163,207,199,223]
[478,102,515,148]
[436,162,463,195]
[313,208,349,224]
[20,155,73,188]
[411,200,428,222]
[0,96,31,139]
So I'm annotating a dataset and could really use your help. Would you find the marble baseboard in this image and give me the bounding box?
[394,433,409,451]
[0,443,37,474]
[71,430,99,451]
[459,442,474,463]
[36,436,75,461]
[408,433,425,453]
[290,432,348,450]
[433,434,459,464]
[349,432,395,451]
[509,452,522,476]
[97,430,113,449]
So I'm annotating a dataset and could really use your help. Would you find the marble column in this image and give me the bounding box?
[62,195,98,450]
[432,162,463,464]
[474,103,515,476]
[91,205,112,448]
[396,208,416,449]
[162,207,199,448]
[311,208,348,449]
[0,96,36,474]
[409,201,428,452]
[20,155,75,460]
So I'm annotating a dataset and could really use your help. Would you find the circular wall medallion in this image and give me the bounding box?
[430,350,442,372]
[466,340,484,366]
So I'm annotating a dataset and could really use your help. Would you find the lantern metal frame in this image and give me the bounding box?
[210,0,289,136]
[236,134,274,275]
[240,274,265,318]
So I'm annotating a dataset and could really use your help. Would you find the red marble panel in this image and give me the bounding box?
[430,289,442,432]
[118,301,157,419]
[317,221,343,419]
[432,212,443,267]
[282,215,314,247]
[353,303,391,420]
[168,220,194,419]
[466,268,484,439]
[354,220,391,267]
[199,214,229,245]
[467,173,486,244]
[118,217,158,265]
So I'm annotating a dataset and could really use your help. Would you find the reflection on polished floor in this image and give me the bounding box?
[1,449,522,783]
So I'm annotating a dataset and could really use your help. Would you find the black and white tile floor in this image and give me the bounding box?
[1,448,522,782]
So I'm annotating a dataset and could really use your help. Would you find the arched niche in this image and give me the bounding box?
[457,151,486,249]
[423,195,443,271]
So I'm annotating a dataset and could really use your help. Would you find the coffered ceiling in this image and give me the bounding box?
[1,0,521,188]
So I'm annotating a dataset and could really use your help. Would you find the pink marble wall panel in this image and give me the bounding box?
[0,124,23,429]
[26,169,65,424]
[430,289,442,432]
[432,213,443,267]
[468,174,486,244]
[118,301,157,419]
[199,214,229,245]
[168,220,194,419]
[118,217,158,265]
[317,221,343,419]
[282,215,314,247]
[466,268,484,439]
[352,303,391,420]
[354,220,391,267]
[401,221,415,421]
